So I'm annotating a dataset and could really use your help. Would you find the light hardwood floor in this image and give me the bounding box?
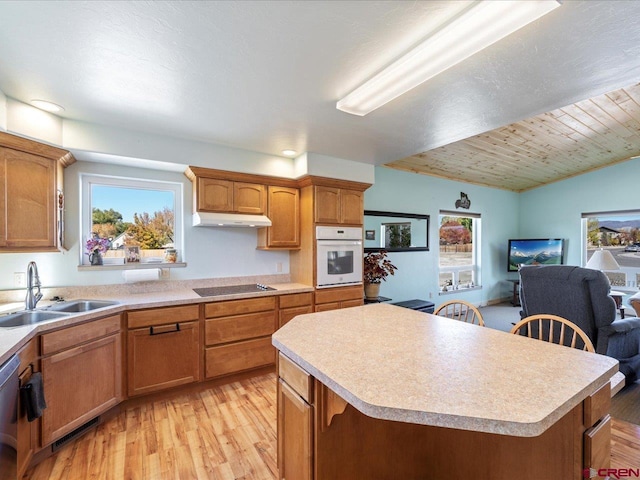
[26,372,640,479]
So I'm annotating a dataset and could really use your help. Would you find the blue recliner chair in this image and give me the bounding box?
[519,265,640,381]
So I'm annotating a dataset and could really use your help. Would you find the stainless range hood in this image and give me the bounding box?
[192,212,272,228]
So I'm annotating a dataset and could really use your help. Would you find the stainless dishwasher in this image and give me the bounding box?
[0,354,20,480]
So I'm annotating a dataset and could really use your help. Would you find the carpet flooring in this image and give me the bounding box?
[479,301,640,426]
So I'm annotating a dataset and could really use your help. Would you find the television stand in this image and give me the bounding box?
[509,280,520,307]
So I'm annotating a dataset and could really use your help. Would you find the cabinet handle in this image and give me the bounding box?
[150,323,181,335]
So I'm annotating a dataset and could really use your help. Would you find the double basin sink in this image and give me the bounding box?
[0,300,119,328]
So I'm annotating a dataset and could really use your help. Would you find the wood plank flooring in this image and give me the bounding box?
[26,372,640,479]
[26,374,278,480]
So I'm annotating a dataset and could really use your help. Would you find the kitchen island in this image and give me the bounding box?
[272,304,618,479]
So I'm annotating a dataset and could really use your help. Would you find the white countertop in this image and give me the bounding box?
[0,281,313,365]
[272,303,618,437]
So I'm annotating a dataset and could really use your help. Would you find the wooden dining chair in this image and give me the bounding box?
[509,314,595,352]
[434,300,485,326]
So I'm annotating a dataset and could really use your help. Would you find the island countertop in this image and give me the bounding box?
[272,303,619,437]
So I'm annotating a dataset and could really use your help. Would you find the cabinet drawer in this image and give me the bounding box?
[18,338,37,373]
[584,415,611,470]
[280,305,313,328]
[342,299,364,308]
[584,382,611,427]
[127,304,199,329]
[280,292,313,309]
[205,296,276,318]
[205,311,276,346]
[315,285,363,305]
[41,314,120,356]
[279,353,312,403]
[205,337,275,379]
[315,302,340,312]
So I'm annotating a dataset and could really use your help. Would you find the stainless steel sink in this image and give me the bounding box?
[49,300,118,313]
[0,310,70,328]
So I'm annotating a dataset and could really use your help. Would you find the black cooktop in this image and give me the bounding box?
[193,284,275,297]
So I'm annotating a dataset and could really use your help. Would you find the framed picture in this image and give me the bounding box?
[126,246,141,263]
[365,230,375,241]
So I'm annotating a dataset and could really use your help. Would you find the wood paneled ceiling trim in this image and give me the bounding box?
[386,83,640,192]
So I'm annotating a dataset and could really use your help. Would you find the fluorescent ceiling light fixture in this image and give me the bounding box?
[337,0,561,116]
[282,149,297,156]
[30,99,65,112]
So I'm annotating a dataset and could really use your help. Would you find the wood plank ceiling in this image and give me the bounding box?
[386,83,640,192]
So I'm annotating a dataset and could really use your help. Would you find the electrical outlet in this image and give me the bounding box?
[14,272,26,287]
[276,262,283,273]
[429,292,433,299]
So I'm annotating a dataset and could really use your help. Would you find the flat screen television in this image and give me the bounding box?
[508,238,564,272]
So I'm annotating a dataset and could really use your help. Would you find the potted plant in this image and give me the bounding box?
[363,250,397,300]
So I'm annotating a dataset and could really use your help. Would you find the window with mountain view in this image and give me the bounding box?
[583,211,640,290]
[438,211,481,291]
[81,175,183,265]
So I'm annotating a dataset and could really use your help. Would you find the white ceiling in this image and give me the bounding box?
[1,1,640,169]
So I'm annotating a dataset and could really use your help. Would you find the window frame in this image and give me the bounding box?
[581,209,640,291]
[80,173,183,266]
[438,211,482,292]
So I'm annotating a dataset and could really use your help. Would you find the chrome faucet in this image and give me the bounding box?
[25,261,43,310]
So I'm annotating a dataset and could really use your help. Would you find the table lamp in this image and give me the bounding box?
[586,248,620,272]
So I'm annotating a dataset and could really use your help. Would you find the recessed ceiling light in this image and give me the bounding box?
[30,99,65,113]
[282,149,297,156]
[337,0,561,116]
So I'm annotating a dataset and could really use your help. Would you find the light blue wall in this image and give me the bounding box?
[519,157,640,267]
[364,167,520,307]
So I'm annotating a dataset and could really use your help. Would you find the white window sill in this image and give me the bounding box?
[439,285,482,295]
[78,262,187,271]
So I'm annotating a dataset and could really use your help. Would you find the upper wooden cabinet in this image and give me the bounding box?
[0,132,75,252]
[314,186,363,225]
[196,177,266,214]
[258,185,300,249]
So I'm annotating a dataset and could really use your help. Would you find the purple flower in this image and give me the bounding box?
[86,234,111,254]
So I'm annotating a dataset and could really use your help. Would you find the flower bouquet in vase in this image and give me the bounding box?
[86,234,110,265]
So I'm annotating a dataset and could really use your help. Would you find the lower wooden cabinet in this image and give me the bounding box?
[204,297,277,379]
[279,293,313,328]
[41,315,122,445]
[17,339,38,477]
[127,305,200,397]
[314,285,363,312]
[278,353,313,480]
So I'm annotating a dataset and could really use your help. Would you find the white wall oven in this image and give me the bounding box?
[316,226,363,288]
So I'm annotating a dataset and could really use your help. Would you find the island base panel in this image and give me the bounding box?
[314,382,585,480]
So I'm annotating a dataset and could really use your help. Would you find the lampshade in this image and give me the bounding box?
[336,0,561,116]
[586,249,620,271]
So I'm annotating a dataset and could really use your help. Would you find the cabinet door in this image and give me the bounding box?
[341,299,364,309]
[41,333,122,445]
[234,182,266,214]
[197,177,234,212]
[315,302,340,312]
[280,305,313,328]
[266,186,300,248]
[314,186,341,224]
[0,158,5,246]
[1,147,56,249]
[17,339,38,476]
[340,189,363,225]
[127,321,199,397]
[278,379,313,480]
